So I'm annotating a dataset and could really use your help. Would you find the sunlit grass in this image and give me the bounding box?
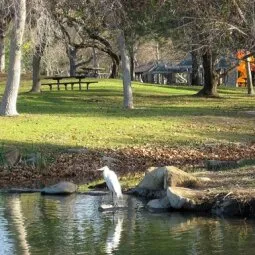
[78,173,143,192]
[0,78,254,151]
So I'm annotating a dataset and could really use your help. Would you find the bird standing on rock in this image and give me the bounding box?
[97,166,123,206]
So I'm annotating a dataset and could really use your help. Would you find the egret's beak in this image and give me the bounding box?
[97,167,104,171]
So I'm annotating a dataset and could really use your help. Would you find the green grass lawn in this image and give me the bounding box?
[0,78,254,152]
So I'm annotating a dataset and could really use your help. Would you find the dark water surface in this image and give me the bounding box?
[0,193,255,255]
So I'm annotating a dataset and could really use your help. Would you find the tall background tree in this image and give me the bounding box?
[0,2,9,73]
[29,0,55,93]
[0,13,7,73]
[0,0,26,116]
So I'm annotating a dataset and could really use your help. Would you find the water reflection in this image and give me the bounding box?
[8,196,30,255]
[0,196,14,255]
[0,193,254,255]
[105,215,123,254]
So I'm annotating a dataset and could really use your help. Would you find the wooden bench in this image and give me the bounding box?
[41,81,98,91]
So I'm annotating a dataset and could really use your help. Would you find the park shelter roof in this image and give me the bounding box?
[135,55,193,75]
[135,63,156,74]
[151,63,191,74]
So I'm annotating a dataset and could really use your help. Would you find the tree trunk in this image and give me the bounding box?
[107,53,119,78]
[0,26,5,73]
[107,51,120,78]
[191,50,200,85]
[92,46,98,68]
[245,56,254,95]
[67,45,77,76]
[118,30,133,109]
[109,60,118,78]
[155,42,160,62]
[30,43,46,93]
[30,49,42,93]
[0,0,26,116]
[196,49,219,97]
[129,45,136,81]
[130,54,135,81]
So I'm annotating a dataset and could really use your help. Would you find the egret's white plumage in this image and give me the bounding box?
[98,166,122,201]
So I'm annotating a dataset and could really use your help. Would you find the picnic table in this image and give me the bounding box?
[76,67,105,77]
[41,75,98,91]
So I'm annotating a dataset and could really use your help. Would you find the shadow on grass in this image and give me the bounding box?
[195,130,255,144]
[1,126,254,153]
[0,140,105,157]
[16,88,251,119]
[107,128,255,147]
[0,140,70,154]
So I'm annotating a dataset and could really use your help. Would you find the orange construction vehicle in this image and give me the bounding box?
[236,50,255,87]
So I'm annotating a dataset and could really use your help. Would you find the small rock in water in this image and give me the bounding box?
[78,190,108,196]
[147,196,171,213]
[98,204,126,212]
[98,204,114,211]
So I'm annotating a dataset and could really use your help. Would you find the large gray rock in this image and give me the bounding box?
[167,187,194,209]
[164,166,199,188]
[138,166,200,191]
[167,187,212,211]
[41,181,77,195]
[138,166,166,190]
[147,196,171,213]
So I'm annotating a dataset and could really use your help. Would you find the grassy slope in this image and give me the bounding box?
[0,78,254,190]
[0,78,254,152]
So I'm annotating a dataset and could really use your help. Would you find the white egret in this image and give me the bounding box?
[97,166,123,206]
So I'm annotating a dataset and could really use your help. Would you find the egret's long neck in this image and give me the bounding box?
[103,169,109,179]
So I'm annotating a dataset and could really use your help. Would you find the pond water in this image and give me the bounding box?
[0,193,255,255]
